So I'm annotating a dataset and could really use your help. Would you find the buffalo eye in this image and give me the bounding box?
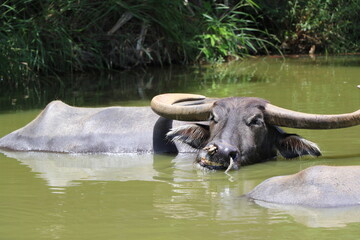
[209,112,219,123]
[247,116,264,127]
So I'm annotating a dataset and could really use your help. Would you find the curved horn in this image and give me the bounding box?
[265,103,360,129]
[151,93,214,121]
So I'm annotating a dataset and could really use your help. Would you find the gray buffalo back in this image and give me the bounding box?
[247,165,360,207]
[0,101,175,153]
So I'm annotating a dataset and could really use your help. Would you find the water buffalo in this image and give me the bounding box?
[0,93,359,171]
[247,165,360,207]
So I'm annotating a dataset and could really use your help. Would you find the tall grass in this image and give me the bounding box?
[2,0,359,88]
[195,1,278,62]
[0,0,278,88]
[0,0,117,86]
[0,0,192,86]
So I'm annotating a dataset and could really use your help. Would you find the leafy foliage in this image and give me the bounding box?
[0,0,277,84]
[1,0,359,88]
[257,0,360,53]
[195,2,268,61]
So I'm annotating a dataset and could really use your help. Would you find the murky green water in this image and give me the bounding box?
[0,56,360,239]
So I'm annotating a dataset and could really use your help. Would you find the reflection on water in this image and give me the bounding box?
[255,201,360,228]
[0,55,359,239]
[3,55,359,112]
[2,149,360,230]
[1,151,160,187]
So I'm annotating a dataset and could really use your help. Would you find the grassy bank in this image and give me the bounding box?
[1,0,359,87]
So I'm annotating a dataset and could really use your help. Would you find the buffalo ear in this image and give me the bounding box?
[166,124,210,149]
[277,134,321,159]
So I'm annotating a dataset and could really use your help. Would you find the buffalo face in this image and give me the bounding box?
[167,97,321,170]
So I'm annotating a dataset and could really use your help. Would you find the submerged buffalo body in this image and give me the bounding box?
[0,101,182,153]
[0,93,359,171]
[247,165,360,207]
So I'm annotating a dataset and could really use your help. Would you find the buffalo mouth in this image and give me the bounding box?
[199,157,227,170]
[197,154,237,172]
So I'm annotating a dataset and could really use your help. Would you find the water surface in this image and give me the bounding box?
[0,55,360,239]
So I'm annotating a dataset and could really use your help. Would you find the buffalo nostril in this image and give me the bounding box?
[221,146,238,159]
[229,151,238,161]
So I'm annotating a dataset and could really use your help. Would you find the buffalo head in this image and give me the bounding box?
[151,94,360,171]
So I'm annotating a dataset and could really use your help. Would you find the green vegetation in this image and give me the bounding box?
[1,0,360,88]
[194,1,276,61]
[0,0,274,87]
[258,0,360,54]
